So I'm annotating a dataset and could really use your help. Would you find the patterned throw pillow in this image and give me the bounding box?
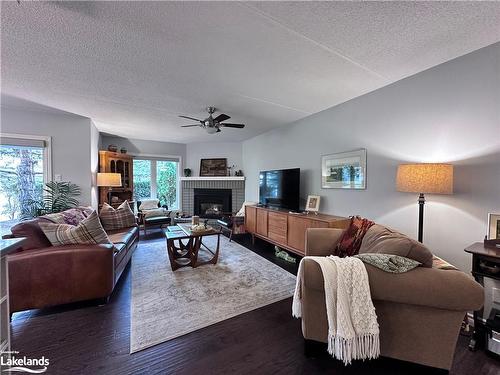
[39,210,111,246]
[355,253,421,273]
[99,201,136,231]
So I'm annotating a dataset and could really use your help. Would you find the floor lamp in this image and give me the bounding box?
[396,163,453,243]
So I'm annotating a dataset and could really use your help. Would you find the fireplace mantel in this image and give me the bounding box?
[180,177,245,181]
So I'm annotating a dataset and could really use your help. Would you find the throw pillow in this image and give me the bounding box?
[335,216,375,257]
[235,201,257,217]
[355,253,421,273]
[99,201,136,231]
[358,224,433,268]
[10,219,52,250]
[39,210,111,246]
[139,199,159,210]
[143,207,170,218]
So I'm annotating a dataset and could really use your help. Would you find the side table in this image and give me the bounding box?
[464,242,500,351]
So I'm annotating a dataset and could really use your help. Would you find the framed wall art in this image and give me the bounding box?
[321,149,366,189]
[488,213,500,240]
[200,158,228,176]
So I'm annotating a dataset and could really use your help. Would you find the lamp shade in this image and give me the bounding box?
[396,163,453,194]
[96,172,122,187]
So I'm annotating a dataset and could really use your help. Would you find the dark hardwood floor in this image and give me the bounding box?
[11,230,499,374]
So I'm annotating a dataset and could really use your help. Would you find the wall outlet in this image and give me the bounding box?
[54,174,62,182]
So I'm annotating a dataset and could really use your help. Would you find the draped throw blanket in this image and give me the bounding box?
[293,256,380,365]
[335,216,375,257]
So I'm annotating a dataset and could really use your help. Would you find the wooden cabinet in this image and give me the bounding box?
[256,209,268,237]
[99,150,134,208]
[245,206,348,256]
[245,206,257,233]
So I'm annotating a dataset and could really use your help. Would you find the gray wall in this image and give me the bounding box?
[243,43,500,271]
[101,135,186,166]
[1,104,95,206]
[186,141,242,176]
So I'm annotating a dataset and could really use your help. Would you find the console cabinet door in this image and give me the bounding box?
[245,206,257,233]
[287,216,328,255]
[256,209,268,237]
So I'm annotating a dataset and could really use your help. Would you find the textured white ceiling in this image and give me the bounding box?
[1,1,499,143]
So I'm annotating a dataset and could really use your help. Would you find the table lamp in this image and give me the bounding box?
[97,172,122,204]
[396,163,453,243]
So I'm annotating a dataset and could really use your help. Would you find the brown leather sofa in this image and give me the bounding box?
[301,227,484,370]
[5,216,138,315]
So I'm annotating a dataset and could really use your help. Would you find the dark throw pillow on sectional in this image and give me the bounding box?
[358,224,433,268]
[10,219,52,251]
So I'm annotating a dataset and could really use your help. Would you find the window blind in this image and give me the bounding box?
[0,137,46,148]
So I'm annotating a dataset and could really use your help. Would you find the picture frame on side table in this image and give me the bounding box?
[487,213,500,240]
[321,149,367,189]
[200,158,228,176]
[306,195,321,213]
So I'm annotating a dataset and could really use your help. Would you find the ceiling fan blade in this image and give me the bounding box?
[181,124,200,127]
[219,123,245,128]
[214,114,230,123]
[179,115,203,122]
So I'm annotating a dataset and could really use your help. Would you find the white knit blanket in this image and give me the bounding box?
[292,256,380,365]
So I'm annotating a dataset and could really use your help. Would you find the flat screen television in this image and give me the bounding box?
[259,168,300,211]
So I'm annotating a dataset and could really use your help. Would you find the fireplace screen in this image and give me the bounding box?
[193,188,232,218]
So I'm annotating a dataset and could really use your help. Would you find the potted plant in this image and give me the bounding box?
[183,168,192,177]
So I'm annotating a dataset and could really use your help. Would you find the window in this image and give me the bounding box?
[133,157,179,209]
[0,135,51,226]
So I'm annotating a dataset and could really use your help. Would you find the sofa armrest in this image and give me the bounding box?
[7,244,115,313]
[365,264,484,311]
[305,228,344,256]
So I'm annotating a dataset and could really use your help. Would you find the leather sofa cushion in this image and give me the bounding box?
[359,224,433,267]
[10,219,52,250]
[107,226,138,247]
[113,243,128,267]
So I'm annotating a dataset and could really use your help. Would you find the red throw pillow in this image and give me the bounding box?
[10,219,52,250]
[335,216,375,257]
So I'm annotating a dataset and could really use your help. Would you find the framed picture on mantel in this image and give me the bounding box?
[321,149,367,189]
[200,158,228,176]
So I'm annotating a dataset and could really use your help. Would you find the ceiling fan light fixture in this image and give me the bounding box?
[206,127,218,134]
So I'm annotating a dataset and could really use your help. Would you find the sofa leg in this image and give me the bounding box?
[304,339,325,358]
[229,229,233,242]
[97,296,110,306]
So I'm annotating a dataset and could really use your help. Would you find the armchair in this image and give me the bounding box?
[137,199,171,235]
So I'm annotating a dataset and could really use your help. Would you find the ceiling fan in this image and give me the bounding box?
[179,107,245,134]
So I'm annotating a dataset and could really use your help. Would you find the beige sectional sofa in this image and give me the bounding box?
[300,226,484,370]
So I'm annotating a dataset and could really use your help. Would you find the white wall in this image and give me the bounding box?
[0,103,95,206]
[100,135,186,166]
[243,43,500,271]
[186,142,242,176]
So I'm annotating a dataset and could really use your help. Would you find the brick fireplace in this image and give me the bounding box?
[181,177,245,217]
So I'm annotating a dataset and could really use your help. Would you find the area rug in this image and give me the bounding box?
[130,235,297,353]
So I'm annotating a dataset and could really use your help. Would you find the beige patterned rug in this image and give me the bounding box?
[130,235,296,353]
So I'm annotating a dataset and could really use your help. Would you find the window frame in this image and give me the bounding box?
[0,132,52,184]
[131,153,182,210]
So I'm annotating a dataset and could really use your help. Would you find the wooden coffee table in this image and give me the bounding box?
[163,224,222,271]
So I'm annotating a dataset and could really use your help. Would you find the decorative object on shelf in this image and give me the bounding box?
[200,158,228,176]
[183,168,192,177]
[321,149,367,189]
[227,164,236,176]
[235,169,243,176]
[107,144,118,152]
[23,181,81,219]
[396,163,453,243]
[97,172,122,204]
[488,213,500,240]
[120,147,127,154]
[305,195,321,213]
